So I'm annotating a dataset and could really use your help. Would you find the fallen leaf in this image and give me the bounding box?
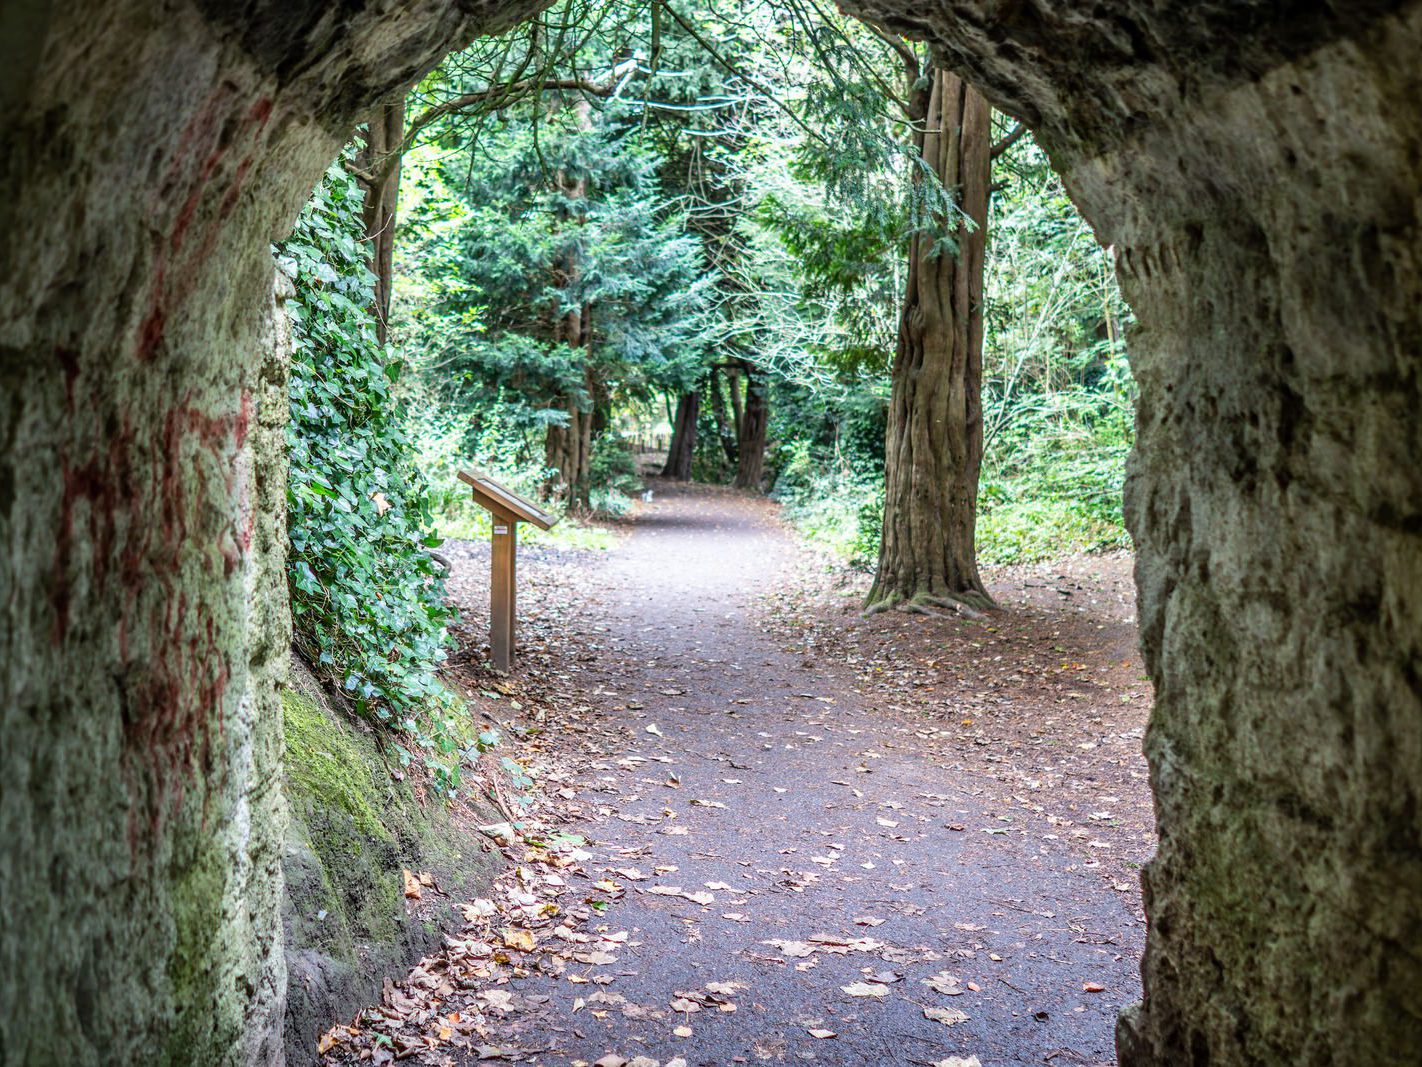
[923,972,964,995]
[402,869,422,900]
[924,1006,970,1026]
[840,982,889,998]
[765,940,815,958]
[502,927,536,952]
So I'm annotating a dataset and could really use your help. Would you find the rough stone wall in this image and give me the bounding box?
[3,0,1420,1063]
[838,1,1422,1061]
[0,2,544,1063]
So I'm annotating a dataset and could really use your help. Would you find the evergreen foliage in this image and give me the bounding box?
[399,108,712,451]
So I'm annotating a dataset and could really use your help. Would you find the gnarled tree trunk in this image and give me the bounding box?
[661,390,699,480]
[867,67,992,612]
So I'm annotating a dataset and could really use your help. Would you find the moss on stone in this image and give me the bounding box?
[283,690,394,846]
[279,672,502,1064]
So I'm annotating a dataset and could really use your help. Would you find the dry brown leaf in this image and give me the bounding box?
[502,927,536,952]
[923,972,964,995]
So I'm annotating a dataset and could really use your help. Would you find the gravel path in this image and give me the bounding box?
[444,483,1145,1067]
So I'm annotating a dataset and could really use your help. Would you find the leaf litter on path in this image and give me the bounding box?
[321,487,1148,1066]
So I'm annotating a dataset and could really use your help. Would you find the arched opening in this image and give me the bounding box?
[1,2,1417,1064]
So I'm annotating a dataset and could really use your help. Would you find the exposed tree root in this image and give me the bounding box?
[862,588,996,620]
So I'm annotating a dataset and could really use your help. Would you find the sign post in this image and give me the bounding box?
[457,470,556,671]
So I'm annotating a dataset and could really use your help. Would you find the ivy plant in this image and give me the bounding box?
[277,155,464,790]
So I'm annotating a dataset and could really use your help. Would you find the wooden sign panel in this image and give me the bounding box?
[457,470,555,529]
[457,469,558,671]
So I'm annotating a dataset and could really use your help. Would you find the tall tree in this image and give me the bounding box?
[867,66,994,610]
[733,361,769,489]
[357,100,406,343]
[661,390,699,479]
[544,96,597,508]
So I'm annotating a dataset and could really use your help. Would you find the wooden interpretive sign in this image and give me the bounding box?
[457,470,556,671]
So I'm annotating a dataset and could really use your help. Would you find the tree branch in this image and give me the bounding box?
[369,61,638,189]
[862,20,920,90]
[991,122,1028,158]
[660,2,828,147]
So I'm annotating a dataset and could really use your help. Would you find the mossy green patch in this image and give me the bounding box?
[283,689,393,846]
[279,671,503,1065]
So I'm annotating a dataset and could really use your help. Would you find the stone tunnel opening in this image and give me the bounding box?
[1,1,1418,1064]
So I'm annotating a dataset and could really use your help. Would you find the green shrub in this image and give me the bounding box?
[589,433,642,511]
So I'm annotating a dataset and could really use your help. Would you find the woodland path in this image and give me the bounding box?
[439,482,1146,1067]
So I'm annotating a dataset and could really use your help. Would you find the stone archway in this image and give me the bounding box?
[1,2,1417,1064]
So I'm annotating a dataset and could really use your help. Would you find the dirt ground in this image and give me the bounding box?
[322,481,1154,1067]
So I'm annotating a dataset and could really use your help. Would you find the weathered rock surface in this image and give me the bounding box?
[0,2,545,1064]
[836,0,1422,1061]
[3,0,1420,1064]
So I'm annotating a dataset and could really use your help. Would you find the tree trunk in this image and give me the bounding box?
[661,390,699,480]
[733,364,769,491]
[544,400,592,510]
[727,365,744,438]
[358,99,405,344]
[708,367,739,467]
[867,68,993,612]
